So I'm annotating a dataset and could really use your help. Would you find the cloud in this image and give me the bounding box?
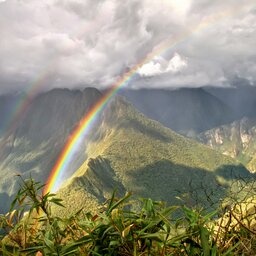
[138,53,187,77]
[138,60,162,77]
[0,0,255,93]
[166,53,187,73]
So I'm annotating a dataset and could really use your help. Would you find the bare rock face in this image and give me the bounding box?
[241,133,251,149]
[214,128,224,145]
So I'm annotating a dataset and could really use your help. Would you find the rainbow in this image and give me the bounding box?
[43,34,189,194]
[43,3,250,194]
[0,3,246,194]
[43,70,137,194]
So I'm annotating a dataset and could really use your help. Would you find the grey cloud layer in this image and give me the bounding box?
[0,0,255,92]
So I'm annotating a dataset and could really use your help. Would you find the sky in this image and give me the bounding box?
[0,0,256,93]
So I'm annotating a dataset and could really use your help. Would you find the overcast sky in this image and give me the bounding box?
[0,0,256,93]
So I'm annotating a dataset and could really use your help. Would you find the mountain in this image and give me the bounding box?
[120,88,235,136]
[0,88,102,213]
[199,117,256,172]
[54,96,251,217]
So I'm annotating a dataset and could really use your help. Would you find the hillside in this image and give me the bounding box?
[199,117,256,172]
[55,97,251,216]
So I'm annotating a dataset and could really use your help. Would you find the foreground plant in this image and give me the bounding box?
[1,177,256,255]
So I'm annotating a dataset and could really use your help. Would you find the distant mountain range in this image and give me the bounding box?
[121,88,234,135]
[206,86,256,120]
[0,86,255,214]
[121,86,256,136]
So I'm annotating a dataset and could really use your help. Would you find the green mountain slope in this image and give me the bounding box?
[199,117,256,172]
[55,97,251,217]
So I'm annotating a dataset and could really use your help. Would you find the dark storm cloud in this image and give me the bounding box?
[0,0,255,93]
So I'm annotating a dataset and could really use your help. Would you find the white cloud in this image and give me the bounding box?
[166,53,187,73]
[138,53,187,77]
[0,0,255,92]
[138,57,164,77]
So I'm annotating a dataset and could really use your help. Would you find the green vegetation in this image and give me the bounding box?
[1,178,256,255]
